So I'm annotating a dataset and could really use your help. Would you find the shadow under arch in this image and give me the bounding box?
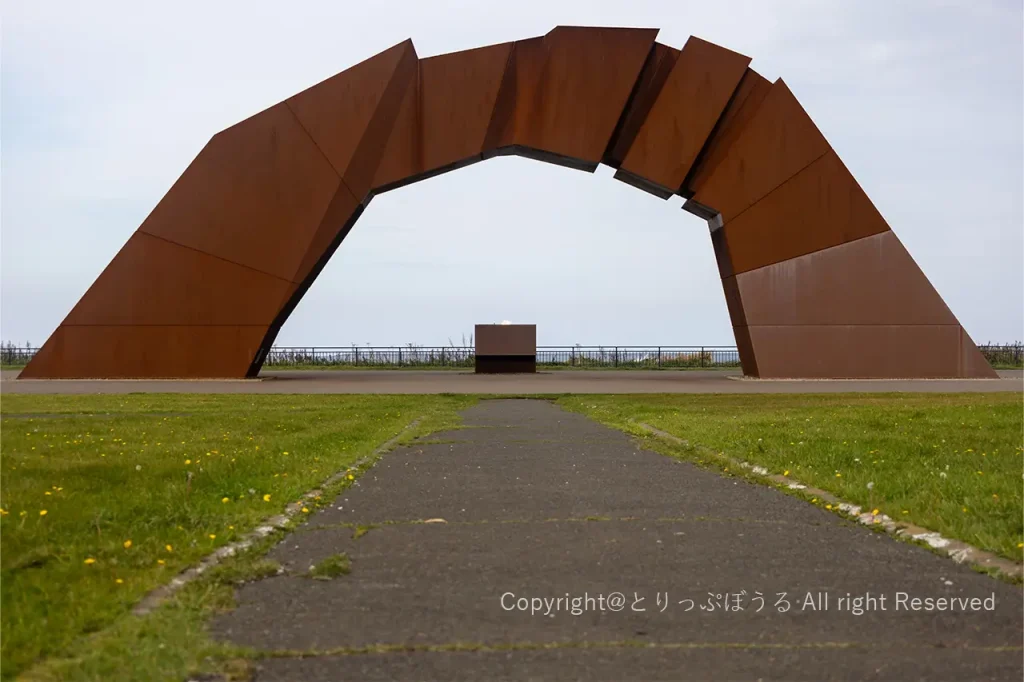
[21,26,995,379]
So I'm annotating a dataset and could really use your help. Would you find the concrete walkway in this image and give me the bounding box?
[4,369,1021,394]
[212,400,1021,681]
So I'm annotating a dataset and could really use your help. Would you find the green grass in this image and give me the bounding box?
[308,552,350,580]
[559,393,1024,560]
[0,394,475,680]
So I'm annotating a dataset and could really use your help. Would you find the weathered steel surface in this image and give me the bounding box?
[21,325,265,379]
[602,42,680,169]
[372,42,513,191]
[287,40,418,198]
[687,80,830,223]
[138,102,344,283]
[474,324,537,357]
[22,27,995,380]
[64,233,295,327]
[719,151,892,275]
[684,68,771,194]
[747,325,970,379]
[734,231,957,327]
[617,37,750,196]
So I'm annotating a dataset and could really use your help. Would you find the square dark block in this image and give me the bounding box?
[474,324,536,374]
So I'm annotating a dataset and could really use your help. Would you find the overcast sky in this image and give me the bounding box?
[3,1,1021,348]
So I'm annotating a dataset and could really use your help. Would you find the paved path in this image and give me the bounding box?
[4,369,1021,394]
[212,400,1021,681]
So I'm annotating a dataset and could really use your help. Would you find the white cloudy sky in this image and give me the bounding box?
[2,0,1021,348]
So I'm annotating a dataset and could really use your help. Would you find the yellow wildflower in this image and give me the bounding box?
[123,540,132,549]
[39,510,47,516]
[301,507,309,514]
[165,544,173,552]
[871,509,879,516]
[185,459,191,465]
[263,494,271,502]
[84,558,96,565]
[115,578,124,584]
[221,497,230,504]
[208,534,216,540]
[783,470,790,476]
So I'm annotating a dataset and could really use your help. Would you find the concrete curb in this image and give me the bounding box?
[131,417,423,616]
[635,422,1023,582]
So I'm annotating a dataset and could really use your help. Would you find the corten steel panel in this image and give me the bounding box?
[685,68,772,194]
[287,40,418,199]
[475,324,537,356]
[747,325,966,379]
[488,27,658,167]
[138,103,343,283]
[292,184,362,285]
[603,42,680,168]
[617,37,750,196]
[421,44,514,174]
[960,330,998,378]
[371,71,420,191]
[20,325,265,379]
[688,79,830,223]
[481,36,548,153]
[718,275,748,328]
[720,151,891,275]
[734,231,957,327]
[64,232,295,327]
[731,325,759,377]
[709,226,735,280]
[372,42,514,191]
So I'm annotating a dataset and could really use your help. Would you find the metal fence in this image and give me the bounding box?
[979,343,1024,368]
[262,346,742,369]
[3,343,1022,369]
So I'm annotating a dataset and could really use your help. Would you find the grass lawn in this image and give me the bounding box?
[559,393,1024,561]
[3,391,1021,679]
[0,394,475,680]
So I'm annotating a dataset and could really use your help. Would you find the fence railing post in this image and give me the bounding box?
[658,347,661,368]
[700,346,705,368]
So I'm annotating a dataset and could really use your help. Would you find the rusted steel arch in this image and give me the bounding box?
[21,26,996,379]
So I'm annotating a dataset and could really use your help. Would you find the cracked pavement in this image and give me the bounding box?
[211,399,1023,681]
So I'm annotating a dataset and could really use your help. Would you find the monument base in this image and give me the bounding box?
[475,355,537,374]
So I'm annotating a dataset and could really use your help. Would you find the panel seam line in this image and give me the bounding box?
[136,231,297,287]
[721,147,832,226]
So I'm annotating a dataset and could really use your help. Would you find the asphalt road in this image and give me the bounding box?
[211,400,1022,681]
